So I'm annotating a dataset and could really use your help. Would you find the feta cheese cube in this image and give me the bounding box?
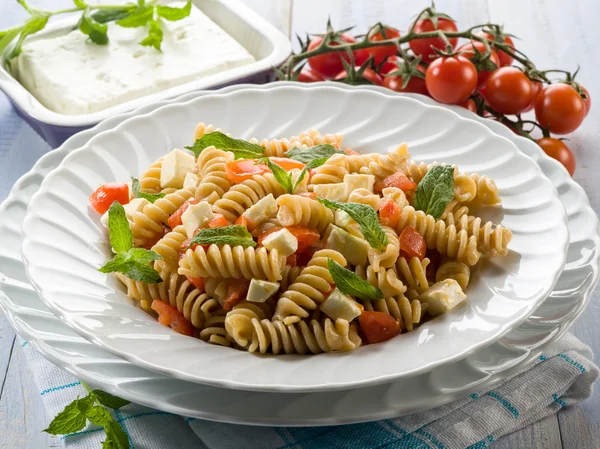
[183,172,200,190]
[182,201,214,238]
[348,188,381,210]
[313,183,348,201]
[247,279,280,303]
[323,224,369,266]
[261,228,298,257]
[320,288,362,322]
[160,149,196,190]
[344,174,375,193]
[418,279,467,316]
[242,194,278,229]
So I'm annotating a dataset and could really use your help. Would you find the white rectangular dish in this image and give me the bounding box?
[0,0,291,147]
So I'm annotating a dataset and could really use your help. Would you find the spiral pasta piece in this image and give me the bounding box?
[276,194,334,234]
[441,201,470,224]
[436,261,471,290]
[179,244,286,282]
[381,187,410,209]
[273,249,347,324]
[193,122,217,140]
[251,217,282,238]
[138,158,177,194]
[151,225,187,272]
[368,226,400,271]
[396,256,430,299]
[348,188,380,210]
[453,174,478,203]
[470,173,501,206]
[354,265,407,298]
[454,215,512,256]
[195,147,234,203]
[212,173,287,223]
[250,137,293,158]
[288,129,343,149]
[199,311,231,346]
[281,265,302,291]
[359,143,410,180]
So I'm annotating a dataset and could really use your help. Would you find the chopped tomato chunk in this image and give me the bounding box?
[298,192,317,200]
[89,183,130,214]
[225,160,269,184]
[168,199,198,229]
[208,214,229,228]
[179,238,208,254]
[286,254,297,267]
[257,226,320,250]
[359,311,400,344]
[186,276,206,292]
[399,226,426,260]
[344,148,359,155]
[374,171,417,193]
[222,279,251,311]
[268,157,306,170]
[379,200,402,228]
[296,246,318,267]
[235,215,251,228]
[151,299,195,336]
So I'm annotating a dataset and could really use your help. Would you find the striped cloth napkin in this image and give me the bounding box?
[16,333,598,449]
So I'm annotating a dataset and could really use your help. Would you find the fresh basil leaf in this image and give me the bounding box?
[188,225,256,249]
[126,247,162,265]
[140,18,163,51]
[318,199,388,251]
[264,158,293,194]
[286,144,344,164]
[157,0,192,21]
[78,11,108,45]
[131,177,165,203]
[413,165,455,220]
[107,202,133,253]
[91,8,134,24]
[43,398,87,435]
[77,396,112,427]
[185,131,264,159]
[104,420,130,449]
[116,6,152,28]
[293,157,329,192]
[6,16,48,59]
[327,258,384,301]
[92,390,130,410]
[123,261,163,283]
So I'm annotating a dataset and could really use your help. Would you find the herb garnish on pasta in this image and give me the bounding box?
[328,258,384,301]
[131,177,165,203]
[187,225,257,248]
[185,131,265,159]
[413,165,455,219]
[286,144,344,163]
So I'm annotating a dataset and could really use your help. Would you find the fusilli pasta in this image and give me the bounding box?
[276,194,334,234]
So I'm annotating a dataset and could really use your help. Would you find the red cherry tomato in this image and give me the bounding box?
[409,17,458,62]
[379,200,402,228]
[168,199,198,229]
[359,311,400,344]
[425,56,478,104]
[479,32,515,67]
[374,171,417,193]
[399,226,426,260]
[366,27,401,65]
[225,160,269,184]
[258,226,320,251]
[535,84,587,135]
[307,33,360,79]
[485,67,533,115]
[296,246,317,267]
[186,276,206,292]
[380,55,401,75]
[456,40,499,89]
[459,98,477,113]
[89,183,130,214]
[536,138,576,176]
[581,86,591,115]
[334,67,383,86]
[222,278,251,311]
[151,300,195,336]
[297,68,325,83]
[523,80,543,112]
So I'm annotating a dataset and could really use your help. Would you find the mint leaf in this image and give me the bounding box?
[131,177,165,203]
[157,0,192,21]
[116,6,152,27]
[293,156,329,192]
[107,202,133,253]
[78,10,108,45]
[188,225,256,249]
[0,27,23,54]
[7,16,48,59]
[104,420,130,449]
[263,158,293,194]
[413,165,455,220]
[140,18,163,51]
[185,131,264,159]
[77,395,112,427]
[43,398,86,435]
[99,254,128,274]
[91,8,133,24]
[327,258,384,301]
[92,390,130,409]
[126,248,162,265]
[318,199,388,251]
[122,261,163,283]
[17,0,48,17]
[73,0,86,8]
[286,144,344,164]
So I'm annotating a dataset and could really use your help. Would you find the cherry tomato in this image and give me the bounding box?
[225,160,269,184]
[268,157,306,171]
[380,55,401,75]
[208,214,229,228]
[235,215,250,228]
[456,40,499,89]
[297,68,325,83]
[459,98,477,113]
[399,226,426,259]
[581,86,591,115]
[535,84,587,135]
[296,246,317,267]
[367,27,400,65]
[485,67,533,115]
[297,192,317,200]
[425,56,478,104]
[523,80,543,112]
[359,311,400,344]
[379,200,402,228]
[307,33,360,79]
[536,138,576,176]
[286,254,297,267]
[409,17,458,62]
[151,300,195,336]
[168,199,198,229]
[222,279,251,311]
[374,171,417,193]
[479,32,515,67]
[89,183,130,214]
[334,67,383,86]
[186,276,206,292]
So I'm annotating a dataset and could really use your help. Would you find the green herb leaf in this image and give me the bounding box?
[43,398,87,435]
[157,0,192,21]
[91,8,133,24]
[77,395,112,427]
[6,16,49,59]
[140,18,163,51]
[107,202,133,253]
[318,199,388,251]
[188,225,256,249]
[78,10,109,45]
[286,144,344,164]
[327,258,384,301]
[413,165,455,220]
[121,260,163,283]
[99,254,128,274]
[0,27,23,55]
[104,420,130,449]
[116,6,152,28]
[293,157,329,192]
[73,0,87,8]
[126,247,163,265]
[131,177,165,203]
[17,0,48,17]
[184,131,264,159]
[92,390,131,410]
[263,158,294,194]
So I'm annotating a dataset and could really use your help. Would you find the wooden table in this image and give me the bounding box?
[1,1,598,447]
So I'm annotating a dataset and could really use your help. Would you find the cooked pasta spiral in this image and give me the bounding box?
[193,122,217,140]
[453,215,512,256]
[358,143,409,180]
[381,187,409,209]
[288,129,343,149]
[396,256,430,299]
[436,261,471,290]
[179,244,286,282]
[441,201,470,224]
[199,311,231,346]
[368,226,400,271]
[195,147,234,203]
[151,225,187,272]
[280,265,302,291]
[470,173,501,206]
[251,217,282,238]
[276,194,334,234]
[348,188,381,210]
[138,158,177,194]
[362,294,425,332]
[354,265,407,298]
[273,249,347,324]
[249,137,292,158]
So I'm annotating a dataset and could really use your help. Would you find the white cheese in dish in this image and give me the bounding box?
[13,3,256,115]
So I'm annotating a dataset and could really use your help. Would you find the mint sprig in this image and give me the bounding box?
[413,165,455,220]
[263,158,294,194]
[44,381,131,449]
[286,144,344,164]
[293,157,330,191]
[318,199,388,251]
[185,131,265,160]
[327,258,384,301]
[99,202,163,284]
[187,225,256,249]
[131,177,165,203]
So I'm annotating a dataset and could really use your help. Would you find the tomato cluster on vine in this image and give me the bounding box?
[278,5,590,176]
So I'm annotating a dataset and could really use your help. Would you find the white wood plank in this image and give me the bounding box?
[493,414,562,449]
[0,315,16,399]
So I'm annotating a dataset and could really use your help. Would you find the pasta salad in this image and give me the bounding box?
[89,124,512,355]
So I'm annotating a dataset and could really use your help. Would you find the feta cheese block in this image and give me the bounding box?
[241,194,278,229]
[13,3,256,115]
[247,279,280,303]
[323,224,369,266]
[320,289,362,322]
[312,183,348,201]
[261,228,298,257]
[418,279,467,316]
[182,201,214,238]
[161,149,196,190]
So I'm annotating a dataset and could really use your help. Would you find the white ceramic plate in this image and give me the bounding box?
[0,83,597,424]
[20,85,569,392]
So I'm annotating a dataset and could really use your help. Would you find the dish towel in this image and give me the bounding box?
[15,333,598,449]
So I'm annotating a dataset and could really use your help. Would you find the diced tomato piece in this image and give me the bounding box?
[257,227,282,246]
[286,254,297,267]
[298,192,317,200]
[208,214,229,228]
[374,171,417,193]
[222,279,251,311]
[186,276,206,292]
[257,226,320,251]
[151,299,195,336]
[179,238,209,254]
[296,246,318,267]
[268,157,306,170]
[344,148,359,155]
[379,200,402,228]
[89,183,130,214]
[225,160,269,184]
[359,311,400,344]
[168,199,198,229]
[399,226,426,260]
